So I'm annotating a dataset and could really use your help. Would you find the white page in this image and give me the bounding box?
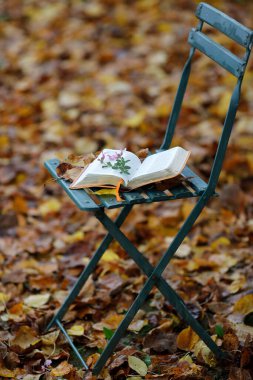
[129,147,189,187]
[71,149,141,187]
[130,148,176,179]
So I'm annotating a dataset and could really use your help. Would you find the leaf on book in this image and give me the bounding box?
[136,148,149,161]
[56,162,73,176]
[56,162,84,182]
[67,152,96,165]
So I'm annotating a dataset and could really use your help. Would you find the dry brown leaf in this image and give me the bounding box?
[176,327,200,351]
[51,361,74,376]
[11,326,40,349]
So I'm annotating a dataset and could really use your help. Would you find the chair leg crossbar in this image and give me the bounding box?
[46,194,226,375]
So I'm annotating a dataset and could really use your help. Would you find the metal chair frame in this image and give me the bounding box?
[44,3,253,375]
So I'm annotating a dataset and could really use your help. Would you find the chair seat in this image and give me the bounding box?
[44,159,211,210]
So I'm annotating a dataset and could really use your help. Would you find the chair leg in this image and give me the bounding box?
[46,205,133,331]
[93,195,224,375]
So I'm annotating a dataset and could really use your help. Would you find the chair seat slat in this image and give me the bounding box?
[169,185,193,199]
[123,191,149,204]
[182,166,208,195]
[145,189,170,202]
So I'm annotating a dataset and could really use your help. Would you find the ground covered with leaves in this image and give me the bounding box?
[1,0,253,379]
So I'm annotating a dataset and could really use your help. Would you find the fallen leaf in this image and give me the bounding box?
[67,324,85,336]
[128,318,148,332]
[128,356,148,376]
[176,327,200,351]
[234,294,253,315]
[124,111,145,128]
[194,339,217,367]
[223,332,239,351]
[39,199,61,216]
[51,361,73,376]
[42,330,60,345]
[0,293,10,303]
[24,293,50,308]
[0,367,16,378]
[13,195,28,214]
[101,249,121,262]
[178,353,193,365]
[144,330,177,353]
[11,326,39,349]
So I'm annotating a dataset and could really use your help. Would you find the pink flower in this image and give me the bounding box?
[106,150,124,161]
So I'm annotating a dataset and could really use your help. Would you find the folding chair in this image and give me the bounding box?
[44,2,253,375]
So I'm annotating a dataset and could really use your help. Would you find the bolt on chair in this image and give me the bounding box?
[44,2,253,375]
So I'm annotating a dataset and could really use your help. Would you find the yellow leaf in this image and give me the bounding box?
[176,327,200,351]
[39,198,61,216]
[157,22,172,32]
[51,361,73,376]
[234,294,253,315]
[0,135,9,148]
[213,91,231,117]
[181,201,194,219]
[124,112,145,128]
[155,103,170,117]
[0,368,16,378]
[0,293,9,304]
[94,182,123,202]
[65,230,85,243]
[228,275,246,294]
[210,236,231,250]
[128,356,148,376]
[42,330,60,345]
[102,249,121,262]
[194,339,217,367]
[24,293,50,308]
[93,313,124,331]
[67,324,84,336]
[178,353,193,364]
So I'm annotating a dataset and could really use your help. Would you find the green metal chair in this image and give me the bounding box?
[44,2,253,375]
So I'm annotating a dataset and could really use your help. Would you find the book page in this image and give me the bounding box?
[128,147,190,188]
[70,149,141,188]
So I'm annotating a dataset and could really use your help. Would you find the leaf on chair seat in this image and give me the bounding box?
[94,181,124,202]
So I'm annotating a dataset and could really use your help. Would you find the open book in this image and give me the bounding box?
[69,147,190,190]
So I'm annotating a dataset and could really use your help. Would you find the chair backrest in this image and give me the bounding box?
[160,2,253,194]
